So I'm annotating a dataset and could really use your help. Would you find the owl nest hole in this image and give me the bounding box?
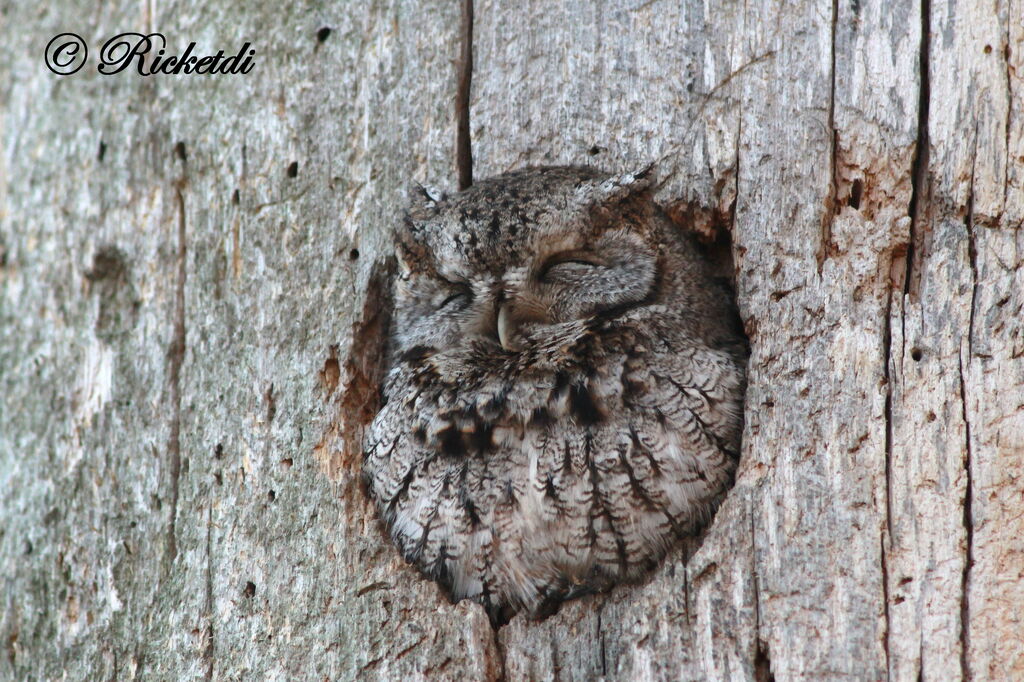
[322,170,746,627]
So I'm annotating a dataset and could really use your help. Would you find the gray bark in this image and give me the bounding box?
[1,0,1020,680]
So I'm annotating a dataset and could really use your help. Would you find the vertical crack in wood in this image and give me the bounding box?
[753,640,774,682]
[818,0,840,272]
[1003,8,1013,213]
[965,133,979,357]
[881,290,895,677]
[166,185,188,568]
[879,528,892,676]
[751,503,773,682]
[734,114,742,234]
[958,160,977,681]
[882,13,933,671]
[492,627,508,682]
[917,636,925,681]
[958,351,975,682]
[906,0,932,301]
[731,113,743,306]
[455,0,474,190]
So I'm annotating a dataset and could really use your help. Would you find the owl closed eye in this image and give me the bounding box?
[364,165,747,624]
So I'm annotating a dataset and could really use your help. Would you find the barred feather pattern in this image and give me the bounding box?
[362,166,746,623]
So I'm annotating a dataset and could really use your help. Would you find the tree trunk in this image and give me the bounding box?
[1,1,1020,680]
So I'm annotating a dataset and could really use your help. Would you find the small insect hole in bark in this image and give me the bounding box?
[911,347,923,362]
[174,141,187,162]
[264,384,276,423]
[316,27,332,43]
[243,582,256,598]
[849,179,863,210]
[287,161,298,178]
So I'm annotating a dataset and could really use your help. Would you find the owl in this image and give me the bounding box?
[363,165,746,624]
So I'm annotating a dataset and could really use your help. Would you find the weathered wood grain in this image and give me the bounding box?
[1,0,1019,680]
[1,1,501,680]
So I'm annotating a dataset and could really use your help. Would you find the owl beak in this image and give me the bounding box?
[497,303,517,351]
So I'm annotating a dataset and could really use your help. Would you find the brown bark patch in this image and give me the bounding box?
[315,259,394,480]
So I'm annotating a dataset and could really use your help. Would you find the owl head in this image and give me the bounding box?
[390,165,734,365]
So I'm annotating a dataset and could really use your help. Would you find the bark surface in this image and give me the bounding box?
[1,1,1020,680]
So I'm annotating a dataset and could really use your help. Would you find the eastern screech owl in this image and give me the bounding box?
[363,166,746,623]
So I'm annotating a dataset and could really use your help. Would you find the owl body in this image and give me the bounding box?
[364,166,746,622]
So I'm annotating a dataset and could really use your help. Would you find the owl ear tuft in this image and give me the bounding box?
[608,163,656,193]
[586,163,657,205]
[407,182,448,219]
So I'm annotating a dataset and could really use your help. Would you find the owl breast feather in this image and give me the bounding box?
[363,310,744,622]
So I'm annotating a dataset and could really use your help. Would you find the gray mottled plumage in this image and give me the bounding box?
[363,166,746,623]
